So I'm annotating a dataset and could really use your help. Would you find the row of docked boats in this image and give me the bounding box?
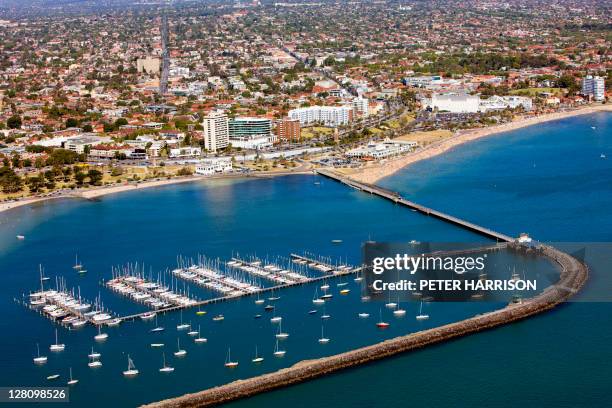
[106,275,197,309]
[173,264,258,296]
[229,258,309,285]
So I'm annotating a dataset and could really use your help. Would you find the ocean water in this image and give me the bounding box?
[0,172,514,407]
[226,111,612,408]
[0,111,610,407]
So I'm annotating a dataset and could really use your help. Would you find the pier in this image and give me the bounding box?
[315,169,514,242]
[142,171,588,408]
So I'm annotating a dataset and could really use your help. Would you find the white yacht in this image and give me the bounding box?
[123,355,139,377]
[174,339,187,357]
[49,329,65,352]
[33,343,47,364]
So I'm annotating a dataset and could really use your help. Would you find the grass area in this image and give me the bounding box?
[509,87,564,97]
[301,126,334,140]
[396,129,453,144]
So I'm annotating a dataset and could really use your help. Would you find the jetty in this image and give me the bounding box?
[315,169,513,242]
[142,170,587,408]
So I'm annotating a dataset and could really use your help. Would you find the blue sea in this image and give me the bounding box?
[0,111,610,407]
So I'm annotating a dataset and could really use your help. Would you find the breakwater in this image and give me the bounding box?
[142,175,588,408]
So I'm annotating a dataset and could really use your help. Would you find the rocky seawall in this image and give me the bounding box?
[143,244,587,408]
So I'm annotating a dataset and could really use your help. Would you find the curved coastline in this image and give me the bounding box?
[0,170,311,215]
[348,104,612,184]
[142,244,587,408]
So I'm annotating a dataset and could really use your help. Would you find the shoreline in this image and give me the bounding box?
[346,104,612,184]
[0,169,311,215]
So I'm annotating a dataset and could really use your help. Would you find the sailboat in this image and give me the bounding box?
[73,254,83,270]
[255,293,265,305]
[376,309,390,328]
[320,304,330,320]
[318,325,330,344]
[174,338,187,357]
[88,355,102,368]
[196,306,206,316]
[358,312,370,318]
[393,299,406,317]
[510,267,520,282]
[312,288,324,305]
[177,311,190,330]
[50,329,65,352]
[194,325,207,343]
[340,288,350,295]
[275,321,289,339]
[123,355,139,376]
[159,353,174,373]
[88,347,101,359]
[94,325,108,341]
[150,315,164,332]
[33,343,47,364]
[270,310,282,323]
[187,322,198,336]
[47,374,60,380]
[224,348,239,368]
[273,340,286,357]
[384,293,397,309]
[252,345,264,363]
[416,301,429,320]
[67,367,78,385]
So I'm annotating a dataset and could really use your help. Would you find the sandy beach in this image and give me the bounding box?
[0,168,312,215]
[346,104,612,184]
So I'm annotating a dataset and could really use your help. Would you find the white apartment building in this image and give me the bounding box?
[202,111,230,152]
[195,158,233,176]
[352,96,369,116]
[288,106,353,127]
[582,75,605,101]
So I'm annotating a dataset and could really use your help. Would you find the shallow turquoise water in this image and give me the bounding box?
[0,112,610,407]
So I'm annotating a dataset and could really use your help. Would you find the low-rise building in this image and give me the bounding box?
[346,139,417,160]
[169,147,202,158]
[195,158,233,175]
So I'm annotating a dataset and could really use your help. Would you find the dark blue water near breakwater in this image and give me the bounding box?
[0,112,610,407]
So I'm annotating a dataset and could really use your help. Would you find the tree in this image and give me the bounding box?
[65,118,79,128]
[7,115,22,129]
[114,118,128,128]
[87,169,103,185]
[82,124,93,132]
[0,166,23,193]
[74,171,86,185]
[26,173,46,193]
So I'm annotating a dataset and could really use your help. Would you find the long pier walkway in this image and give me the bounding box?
[316,169,514,242]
